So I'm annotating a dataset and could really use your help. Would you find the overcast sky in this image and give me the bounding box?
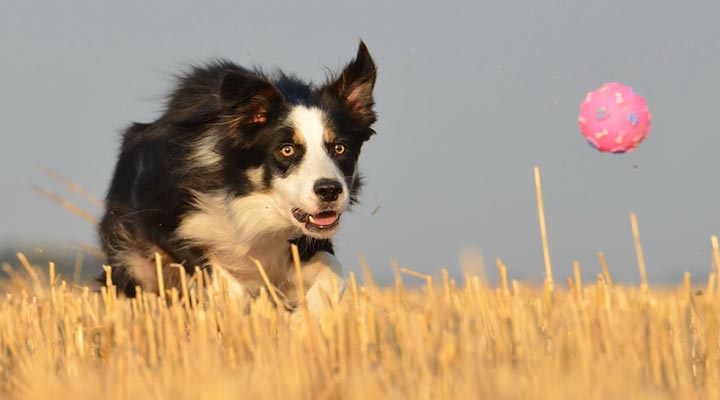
[2,1,720,284]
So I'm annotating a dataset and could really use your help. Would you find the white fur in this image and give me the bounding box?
[179,191,293,244]
[274,106,348,214]
[190,133,222,169]
[178,191,295,289]
[125,251,158,291]
[300,251,346,317]
[246,167,264,187]
[210,258,249,298]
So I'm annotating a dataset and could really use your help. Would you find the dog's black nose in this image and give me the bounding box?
[314,179,343,202]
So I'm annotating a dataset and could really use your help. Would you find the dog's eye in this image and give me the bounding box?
[280,145,296,157]
[333,144,346,155]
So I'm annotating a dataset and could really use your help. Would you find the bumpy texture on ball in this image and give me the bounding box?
[578,82,651,153]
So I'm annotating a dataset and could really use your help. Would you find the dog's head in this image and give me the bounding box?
[215,42,377,239]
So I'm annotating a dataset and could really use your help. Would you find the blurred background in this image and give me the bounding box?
[2,1,719,284]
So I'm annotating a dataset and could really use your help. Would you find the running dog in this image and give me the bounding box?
[98,42,377,315]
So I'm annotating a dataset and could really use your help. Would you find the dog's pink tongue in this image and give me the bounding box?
[312,212,338,226]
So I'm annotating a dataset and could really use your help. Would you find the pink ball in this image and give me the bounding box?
[578,82,651,153]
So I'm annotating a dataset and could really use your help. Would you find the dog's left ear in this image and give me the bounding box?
[320,41,377,128]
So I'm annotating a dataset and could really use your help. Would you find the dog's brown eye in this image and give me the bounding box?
[334,144,346,155]
[280,145,296,157]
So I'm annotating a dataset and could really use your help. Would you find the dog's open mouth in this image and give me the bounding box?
[292,208,341,230]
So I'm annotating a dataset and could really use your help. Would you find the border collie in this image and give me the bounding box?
[99,42,377,314]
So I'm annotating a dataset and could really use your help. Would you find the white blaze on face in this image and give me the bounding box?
[272,105,349,216]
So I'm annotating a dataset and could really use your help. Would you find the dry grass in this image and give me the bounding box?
[3,165,717,399]
[0,258,719,400]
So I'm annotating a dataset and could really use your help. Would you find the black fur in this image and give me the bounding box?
[98,42,377,296]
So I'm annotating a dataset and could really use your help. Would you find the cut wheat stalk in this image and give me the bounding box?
[33,163,104,208]
[25,181,98,224]
[630,213,649,295]
[534,166,554,291]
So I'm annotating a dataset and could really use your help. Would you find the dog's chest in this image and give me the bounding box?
[211,238,293,294]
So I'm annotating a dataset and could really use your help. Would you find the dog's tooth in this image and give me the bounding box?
[308,215,315,224]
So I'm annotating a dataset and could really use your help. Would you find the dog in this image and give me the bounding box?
[98,41,377,315]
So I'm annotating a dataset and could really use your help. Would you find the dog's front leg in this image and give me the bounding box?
[210,263,250,300]
[298,251,346,318]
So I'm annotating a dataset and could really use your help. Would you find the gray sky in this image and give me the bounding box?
[2,1,720,284]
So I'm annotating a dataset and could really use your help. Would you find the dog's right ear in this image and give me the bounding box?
[219,71,284,125]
